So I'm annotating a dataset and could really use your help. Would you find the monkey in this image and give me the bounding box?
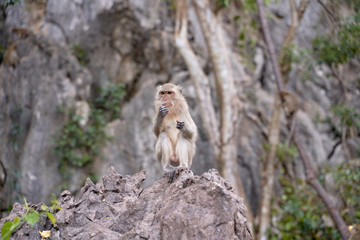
[153,83,197,183]
[280,90,299,117]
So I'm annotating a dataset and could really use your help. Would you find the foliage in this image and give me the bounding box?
[312,13,360,66]
[234,1,261,63]
[88,173,99,183]
[238,0,272,12]
[279,44,296,70]
[234,0,273,63]
[262,143,298,163]
[1,198,60,240]
[331,103,360,130]
[54,83,126,182]
[216,0,230,8]
[276,143,298,162]
[293,48,318,82]
[1,0,19,9]
[94,83,126,121]
[70,44,89,66]
[55,110,104,169]
[269,160,360,239]
[329,161,360,224]
[268,178,341,240]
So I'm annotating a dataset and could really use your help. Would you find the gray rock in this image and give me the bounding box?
[0,168,253,240]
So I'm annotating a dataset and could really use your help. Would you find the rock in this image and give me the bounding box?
[0,34,92,205]
[0,167,253,240]
[1,0,359,224]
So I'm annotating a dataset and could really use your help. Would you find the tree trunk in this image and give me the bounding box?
[256,0,350,239]
[257,1,311,239]
[258,94,281,240]
[174,0,254,231]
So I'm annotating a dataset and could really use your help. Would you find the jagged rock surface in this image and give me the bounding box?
[1,0,359,219]
[0,168,252,240]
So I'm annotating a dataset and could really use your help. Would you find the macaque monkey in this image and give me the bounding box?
[153,83,197,182]
[280,90,299,117]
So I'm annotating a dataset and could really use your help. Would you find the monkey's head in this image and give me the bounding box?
[156,83,183,108]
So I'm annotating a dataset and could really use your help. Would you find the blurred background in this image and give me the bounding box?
[0,0,359,239]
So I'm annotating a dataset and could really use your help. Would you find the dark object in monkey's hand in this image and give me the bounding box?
[176,120,185,130]
[159,106,169,117]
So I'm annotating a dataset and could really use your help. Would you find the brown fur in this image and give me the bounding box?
[153,83,197,171]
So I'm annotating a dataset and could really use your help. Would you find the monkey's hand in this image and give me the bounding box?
[159,106,169,117]
[176,120,185,130]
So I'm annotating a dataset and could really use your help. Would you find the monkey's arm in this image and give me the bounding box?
[154,106,168,137]
[176,121,194,139]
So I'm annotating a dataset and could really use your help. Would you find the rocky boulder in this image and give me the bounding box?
[0,167,252,240]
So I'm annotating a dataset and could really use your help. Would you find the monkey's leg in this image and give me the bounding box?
[156,132,176,182]
[175,136,191,169]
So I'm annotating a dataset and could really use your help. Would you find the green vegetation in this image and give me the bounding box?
[216,0,230,8]
[268,161,360,240]
[2,0,19,9]
[268,177,341,240]
[331,103,360,130]
[1,197,60,240]
[313,13,360,66]
[331,162,360,223]
[54,83,126,185]
[70,44,89,66]
[276,143,298,162]
[94,82,126,121]
[264,2,360,239]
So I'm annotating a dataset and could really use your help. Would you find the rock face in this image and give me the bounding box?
[0,168,252,240]
[1,0,359,220]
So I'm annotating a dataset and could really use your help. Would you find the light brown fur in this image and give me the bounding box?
[153,83,197,179]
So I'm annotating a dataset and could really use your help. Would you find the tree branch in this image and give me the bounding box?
[256,0,284,92]
[256,0,350,239]
[174,0,220,153]
[174,0,254,231]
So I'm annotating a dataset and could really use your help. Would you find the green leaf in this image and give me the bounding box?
[13,217,20,225]
[46,212,56,226]
[1,221,14,240]
[25,212,39,227]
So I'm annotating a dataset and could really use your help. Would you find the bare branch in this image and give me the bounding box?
[317,0,338,23]
[258,94,281,240]
[255,0,284,92]
[175,0,254,231]
[279,0,310,77]
[293,130,350,239]
[256,0,350,238]
[192,0,240,145]
[174,0,220,153]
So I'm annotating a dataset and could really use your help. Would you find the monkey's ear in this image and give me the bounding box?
[178,85,183,95]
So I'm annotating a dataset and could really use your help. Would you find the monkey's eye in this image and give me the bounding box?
[160,91,166,95]
[167,91,174,95]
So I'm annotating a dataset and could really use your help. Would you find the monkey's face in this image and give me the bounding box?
[159,90,175,108]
